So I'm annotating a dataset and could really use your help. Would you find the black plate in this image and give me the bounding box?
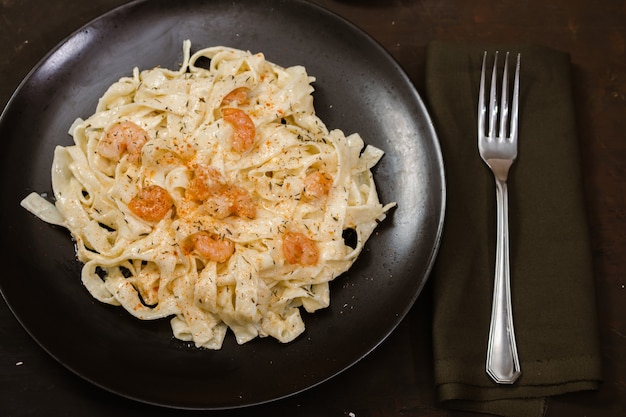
[0,0,444,410]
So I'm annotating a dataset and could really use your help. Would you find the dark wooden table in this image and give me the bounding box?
[1,1,624,416]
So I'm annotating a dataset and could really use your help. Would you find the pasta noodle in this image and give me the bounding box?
[20,41,395,349]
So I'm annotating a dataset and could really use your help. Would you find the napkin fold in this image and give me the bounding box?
[425,41,603,417]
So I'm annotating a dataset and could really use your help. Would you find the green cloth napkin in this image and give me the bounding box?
[425,41,603,417]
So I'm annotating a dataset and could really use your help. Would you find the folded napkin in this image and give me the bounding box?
[425,41,603,417]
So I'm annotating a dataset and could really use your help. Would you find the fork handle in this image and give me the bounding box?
[486,178,521,384]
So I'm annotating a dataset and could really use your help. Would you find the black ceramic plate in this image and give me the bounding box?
[0,0,444,410]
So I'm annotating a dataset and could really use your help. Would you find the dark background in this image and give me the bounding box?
[1,0,624,416]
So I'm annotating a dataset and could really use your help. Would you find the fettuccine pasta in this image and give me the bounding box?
[21,41,395,349]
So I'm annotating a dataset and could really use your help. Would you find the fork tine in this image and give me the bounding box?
[478,51,487,138]
[488,51,499,139]
[499,52,510,140]
[510,53,521,141]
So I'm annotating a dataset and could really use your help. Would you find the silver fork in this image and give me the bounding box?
[478,50,522,384]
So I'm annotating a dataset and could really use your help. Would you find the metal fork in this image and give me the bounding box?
[478,51,522,384]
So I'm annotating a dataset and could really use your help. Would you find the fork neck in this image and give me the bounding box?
[484,158,513,182]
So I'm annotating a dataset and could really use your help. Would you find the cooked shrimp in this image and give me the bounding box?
[222,108,255,152]
[185,164,257,219]
[225,185,257,219]
[182,231,235,263]
[128,185,173,222]
[303,171,333,200]
[202,185,257,219]
[201,192,232,219]
[221,87,250,106]
[186,165,224,201]
[282,231,319,266]
[97,120,150,163]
